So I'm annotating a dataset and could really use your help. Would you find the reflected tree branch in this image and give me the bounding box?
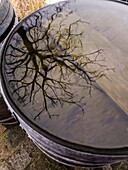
[5,4,113,119]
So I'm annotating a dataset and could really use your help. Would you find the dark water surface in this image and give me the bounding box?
[1,0,128,148]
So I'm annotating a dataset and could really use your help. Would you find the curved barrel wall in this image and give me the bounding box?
[0,0,18,125]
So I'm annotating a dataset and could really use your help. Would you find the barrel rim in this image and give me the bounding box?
[0,0,10,23]
[0,9,16,43]
[1,0,128,155]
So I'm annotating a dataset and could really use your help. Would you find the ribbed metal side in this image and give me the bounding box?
[7,112,128,168]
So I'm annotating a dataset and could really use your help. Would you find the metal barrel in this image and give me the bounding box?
[1,0,128,168]
[0,0,18,125]
[0,0,18,49]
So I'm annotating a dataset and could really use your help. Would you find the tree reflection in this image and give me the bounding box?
[5,2,112,119]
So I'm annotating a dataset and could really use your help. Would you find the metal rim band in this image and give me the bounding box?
[0,10,16,43]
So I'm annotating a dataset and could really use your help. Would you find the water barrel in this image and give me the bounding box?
[0,0,18,125]
[0,0,18,49]
[1,0,128,167]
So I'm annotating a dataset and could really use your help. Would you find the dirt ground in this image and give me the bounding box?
[0,124,128,170]
[0,124,74,170]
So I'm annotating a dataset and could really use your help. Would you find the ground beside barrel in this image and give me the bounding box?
[0,124,74,170]
[0,124,128,170]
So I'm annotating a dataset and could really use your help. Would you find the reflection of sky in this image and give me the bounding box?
[76,0,128,116]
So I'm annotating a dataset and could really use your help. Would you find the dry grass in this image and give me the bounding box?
[10,0,46,20]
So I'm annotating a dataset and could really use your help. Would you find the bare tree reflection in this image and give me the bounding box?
[5,2,112,119]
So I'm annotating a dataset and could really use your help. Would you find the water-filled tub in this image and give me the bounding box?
[1,0,128,167]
